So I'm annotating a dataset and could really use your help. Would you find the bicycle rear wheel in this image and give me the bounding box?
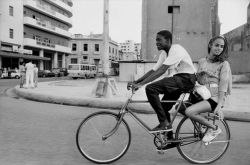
[76,111,131,164]
[175,116,230,164]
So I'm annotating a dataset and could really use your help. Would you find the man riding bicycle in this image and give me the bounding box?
[128,30,196,142]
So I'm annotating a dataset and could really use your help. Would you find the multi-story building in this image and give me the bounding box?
[141,0,220,61]
[224,2,250,52]
[0,0,73,70]
[69,33,120,68]
[119,40,141,60]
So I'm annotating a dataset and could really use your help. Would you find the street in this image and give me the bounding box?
[0,79,250,165]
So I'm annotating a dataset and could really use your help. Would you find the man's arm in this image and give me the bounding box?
[134,69,154,84]
[138,64,170,85]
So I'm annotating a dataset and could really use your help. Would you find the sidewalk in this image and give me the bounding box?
[14,78,250,122]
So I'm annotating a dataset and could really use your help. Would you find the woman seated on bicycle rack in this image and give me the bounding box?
[128,30,196,138]
[185,35,232,143]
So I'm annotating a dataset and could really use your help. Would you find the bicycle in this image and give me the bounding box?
[76,86,231,164]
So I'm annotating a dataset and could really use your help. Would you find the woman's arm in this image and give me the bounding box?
[214,61,231,119]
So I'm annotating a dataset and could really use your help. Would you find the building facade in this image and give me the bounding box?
[0,0,73,70]
[222,2,250,74]
[69,33,120,70]
[141,0,220,62]
[119,40,141,61]
[224,2,250,52]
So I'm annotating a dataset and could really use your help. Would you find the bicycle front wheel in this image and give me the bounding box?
[76,111,131,164]
[176,116,230,164]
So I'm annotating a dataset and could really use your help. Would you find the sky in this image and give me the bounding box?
[69,0,250,43]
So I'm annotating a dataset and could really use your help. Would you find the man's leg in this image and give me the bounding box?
[161,92,182,123]
[145,77,181,132]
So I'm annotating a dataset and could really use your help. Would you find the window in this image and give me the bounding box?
[71,58,77,64]
[168,6,180,14]
[9,6,13,16]
[95,44,99,52]
[83,44,88,51]
[72,43,77,51]
[58,55,62,68]
[83,56,88,60]
[9,29,14,39]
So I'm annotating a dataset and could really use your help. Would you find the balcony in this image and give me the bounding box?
[23,17,71,38]
[23,38,71,54]
[23,0,72,27]
[45,0,73,17]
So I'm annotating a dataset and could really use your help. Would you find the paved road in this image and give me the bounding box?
[1,79,250,165]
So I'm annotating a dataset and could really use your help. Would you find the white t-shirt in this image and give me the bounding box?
[25,62,34,73]
[152,44,196,76]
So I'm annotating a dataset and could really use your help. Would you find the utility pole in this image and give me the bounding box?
[102,0,110,76]
[92,0,118,98]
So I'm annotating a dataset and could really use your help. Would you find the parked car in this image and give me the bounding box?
[60,68,68,76]
[1,70,20,79]
[52,68,68,77]
[52,68,61,77]
[38,70,55,77]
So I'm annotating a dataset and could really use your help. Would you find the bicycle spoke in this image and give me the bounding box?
[176,117,230,164]
[76,112,131,164]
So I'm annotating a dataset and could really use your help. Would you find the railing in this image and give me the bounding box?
[36,40,55,48]
[37,4,56,15]
[23,0,72,26]
[37,20,56,30]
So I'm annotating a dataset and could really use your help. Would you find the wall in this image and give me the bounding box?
[141,0,213,61]
[0,0,23,46]
[119,61,155,82]
[228,51,250,74]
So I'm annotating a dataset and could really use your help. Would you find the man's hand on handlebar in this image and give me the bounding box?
[127,82,142,91]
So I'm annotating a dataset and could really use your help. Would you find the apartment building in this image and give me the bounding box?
[119,40,141,60]
[0,0,73,70]
[69,33,120,68]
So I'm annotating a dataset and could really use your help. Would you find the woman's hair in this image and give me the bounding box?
[157,30,172,43]
[208,35,229,62]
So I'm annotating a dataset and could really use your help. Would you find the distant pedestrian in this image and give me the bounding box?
[33,64,38,87]
[19,62,26,88]
[25,61,34,88]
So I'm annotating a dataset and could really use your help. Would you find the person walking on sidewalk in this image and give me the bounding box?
[19,62,25,88]
[33,64,38,87]
[128,30,196,135]
[185,35,232,142]
[25,61,34,88]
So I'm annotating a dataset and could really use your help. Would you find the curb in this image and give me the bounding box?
[14,86,250,122]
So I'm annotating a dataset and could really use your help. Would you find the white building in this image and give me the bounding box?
[69,33,120,71]
[0,0,73,70]
[119,40,141,60]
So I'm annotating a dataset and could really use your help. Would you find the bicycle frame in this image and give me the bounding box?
[103,91,191,140]
[77,89,231,164]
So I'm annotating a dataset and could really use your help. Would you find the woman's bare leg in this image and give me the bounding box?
[185,101,216,129]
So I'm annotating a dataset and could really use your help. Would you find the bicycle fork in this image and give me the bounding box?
[102,99,130,141]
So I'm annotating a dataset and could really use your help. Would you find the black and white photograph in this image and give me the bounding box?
[0,0,250,164]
